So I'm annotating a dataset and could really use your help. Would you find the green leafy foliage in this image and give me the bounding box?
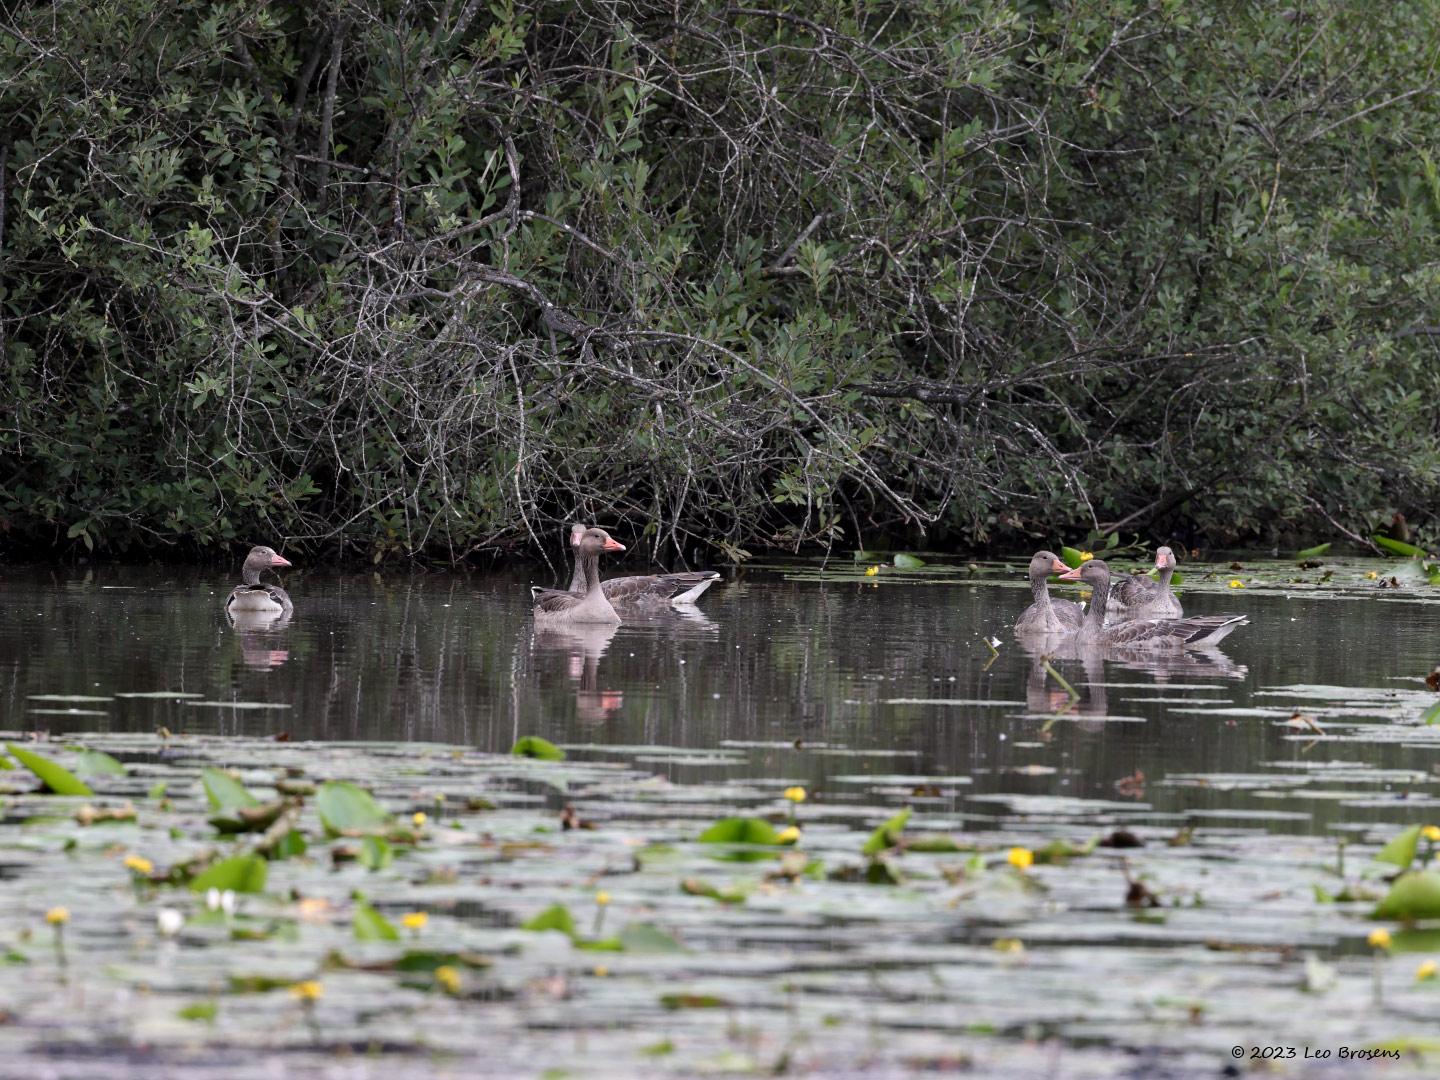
[6,744,93,796]
[697,818,781,845]
[1373,825,1422,869]
[1373,536,1427,559]
[2,3,1437,558]
[74,750,126,776]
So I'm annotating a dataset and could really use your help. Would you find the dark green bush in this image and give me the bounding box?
[1,1,1436,561]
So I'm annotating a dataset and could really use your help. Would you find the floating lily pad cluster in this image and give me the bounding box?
[1,729,1438,1077]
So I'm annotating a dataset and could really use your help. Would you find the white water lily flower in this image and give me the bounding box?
[205,888,237,915]
[156,908,184,937]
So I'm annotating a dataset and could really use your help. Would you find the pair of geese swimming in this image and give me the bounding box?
[223,526,720,624]
[1017,547,1246,649]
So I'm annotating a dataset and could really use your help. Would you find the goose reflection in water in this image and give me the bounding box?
[1018,631,1246,729]
[227,608,292,670]
[532,622,624,725]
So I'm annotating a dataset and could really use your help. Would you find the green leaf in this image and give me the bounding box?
[353,901,400,941]
[660,993,730,1009]
[1373,534,1427,558]
[861,808,911,855]
[1060,547,1085,569]
[177,1001,217,1022]
[6,743,93,796]
[510,736,565,760]
[905,834,966,853]
[619,923,686,953]
[1423,699,1440,726]
[73,749,125,776]
[201,767,259,813]
[521,904,577,937]
[696,817,781,845]
[1295,543,1331,558]
[359,835,394,871]
[189,853,268,894]
[1103,532,1120,549]
[1372,870,1440,921]
[271,830,308,860]
[316,781,392,836]
[1374,824,1422,868]
[147,781,168,799]
[892,553,925,569]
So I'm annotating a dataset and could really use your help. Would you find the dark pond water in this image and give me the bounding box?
[6,557,1439,838]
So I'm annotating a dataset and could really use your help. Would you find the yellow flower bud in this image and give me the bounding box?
[289,980,323,1002]
[1228,579,1245,589]
[123,854,154,875]
[865,565,880,576]
[412,811,427,827]
[777,825,801,844]
[783,786,807,804]
[1416,960,1438,982]
[1007,847,1034,870]
[595,891,611,907]
[45,907,70,925]
[1367,927,1392,950]
[1422,825,1440,843]
[401,911,428,931]
[434,965,462,994]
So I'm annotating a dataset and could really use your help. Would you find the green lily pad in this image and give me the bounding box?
[317,781,392,836]
[354,901,400,941]
[510,736,565,760]
[1372,870,1440,921]
[189,853,268,894]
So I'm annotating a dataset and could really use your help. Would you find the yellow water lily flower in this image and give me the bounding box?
[1007,847,1035,870]
[865,565,880,576]
[289,980,323,1002]
[45,907,70,925]
[777,825,801,844]
[1079,551,1094,562]
[593,965,610,978]
[401,911,428,931]
[1368,927,1392,950]
[434,965,462,994]
[412,811,427,827]
[783,786,807,803]
[993,938,1025,953]
[595,891,611,907]
[1365,570,1379,580]
[1228,579,1245,589]
[123,855,154,875]
[1416,960,1438,982]
[1423,825,1440,843]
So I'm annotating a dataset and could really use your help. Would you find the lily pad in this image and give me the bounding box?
[189,854,268,894]
[511,736,565,760]
[317,781,392,836]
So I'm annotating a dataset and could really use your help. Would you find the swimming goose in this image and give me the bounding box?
[225,546,294,616]
[1014,550,1084,635]
[1109,546,1183,621]
[1057,559,1244,649]
[562,524,719,607]
[533,527,625,624]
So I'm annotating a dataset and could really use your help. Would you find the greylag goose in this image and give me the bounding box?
[561,523,719,607]
[1109,546,1183,621]
[225,546,293,616]
[533,527,625,624]
[1014,551,1084,635]
[1057,559,1244,649]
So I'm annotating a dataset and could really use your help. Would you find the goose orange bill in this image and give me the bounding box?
[269,553,293,567]
[1057,564,1083,581]
[1050,557,1069,574]
[603,538,626,552]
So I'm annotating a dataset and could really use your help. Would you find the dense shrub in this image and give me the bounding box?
[1,1,1436,561]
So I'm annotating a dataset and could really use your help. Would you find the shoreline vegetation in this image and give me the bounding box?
[1,3,1437,564]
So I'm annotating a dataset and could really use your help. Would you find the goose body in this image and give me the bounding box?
[1014,551,1084,636]
[557,524,719,608]
[1109,546,1183,622]
[533,528,625,624]
[1058,559,1244,650]
[225,546,293,616]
